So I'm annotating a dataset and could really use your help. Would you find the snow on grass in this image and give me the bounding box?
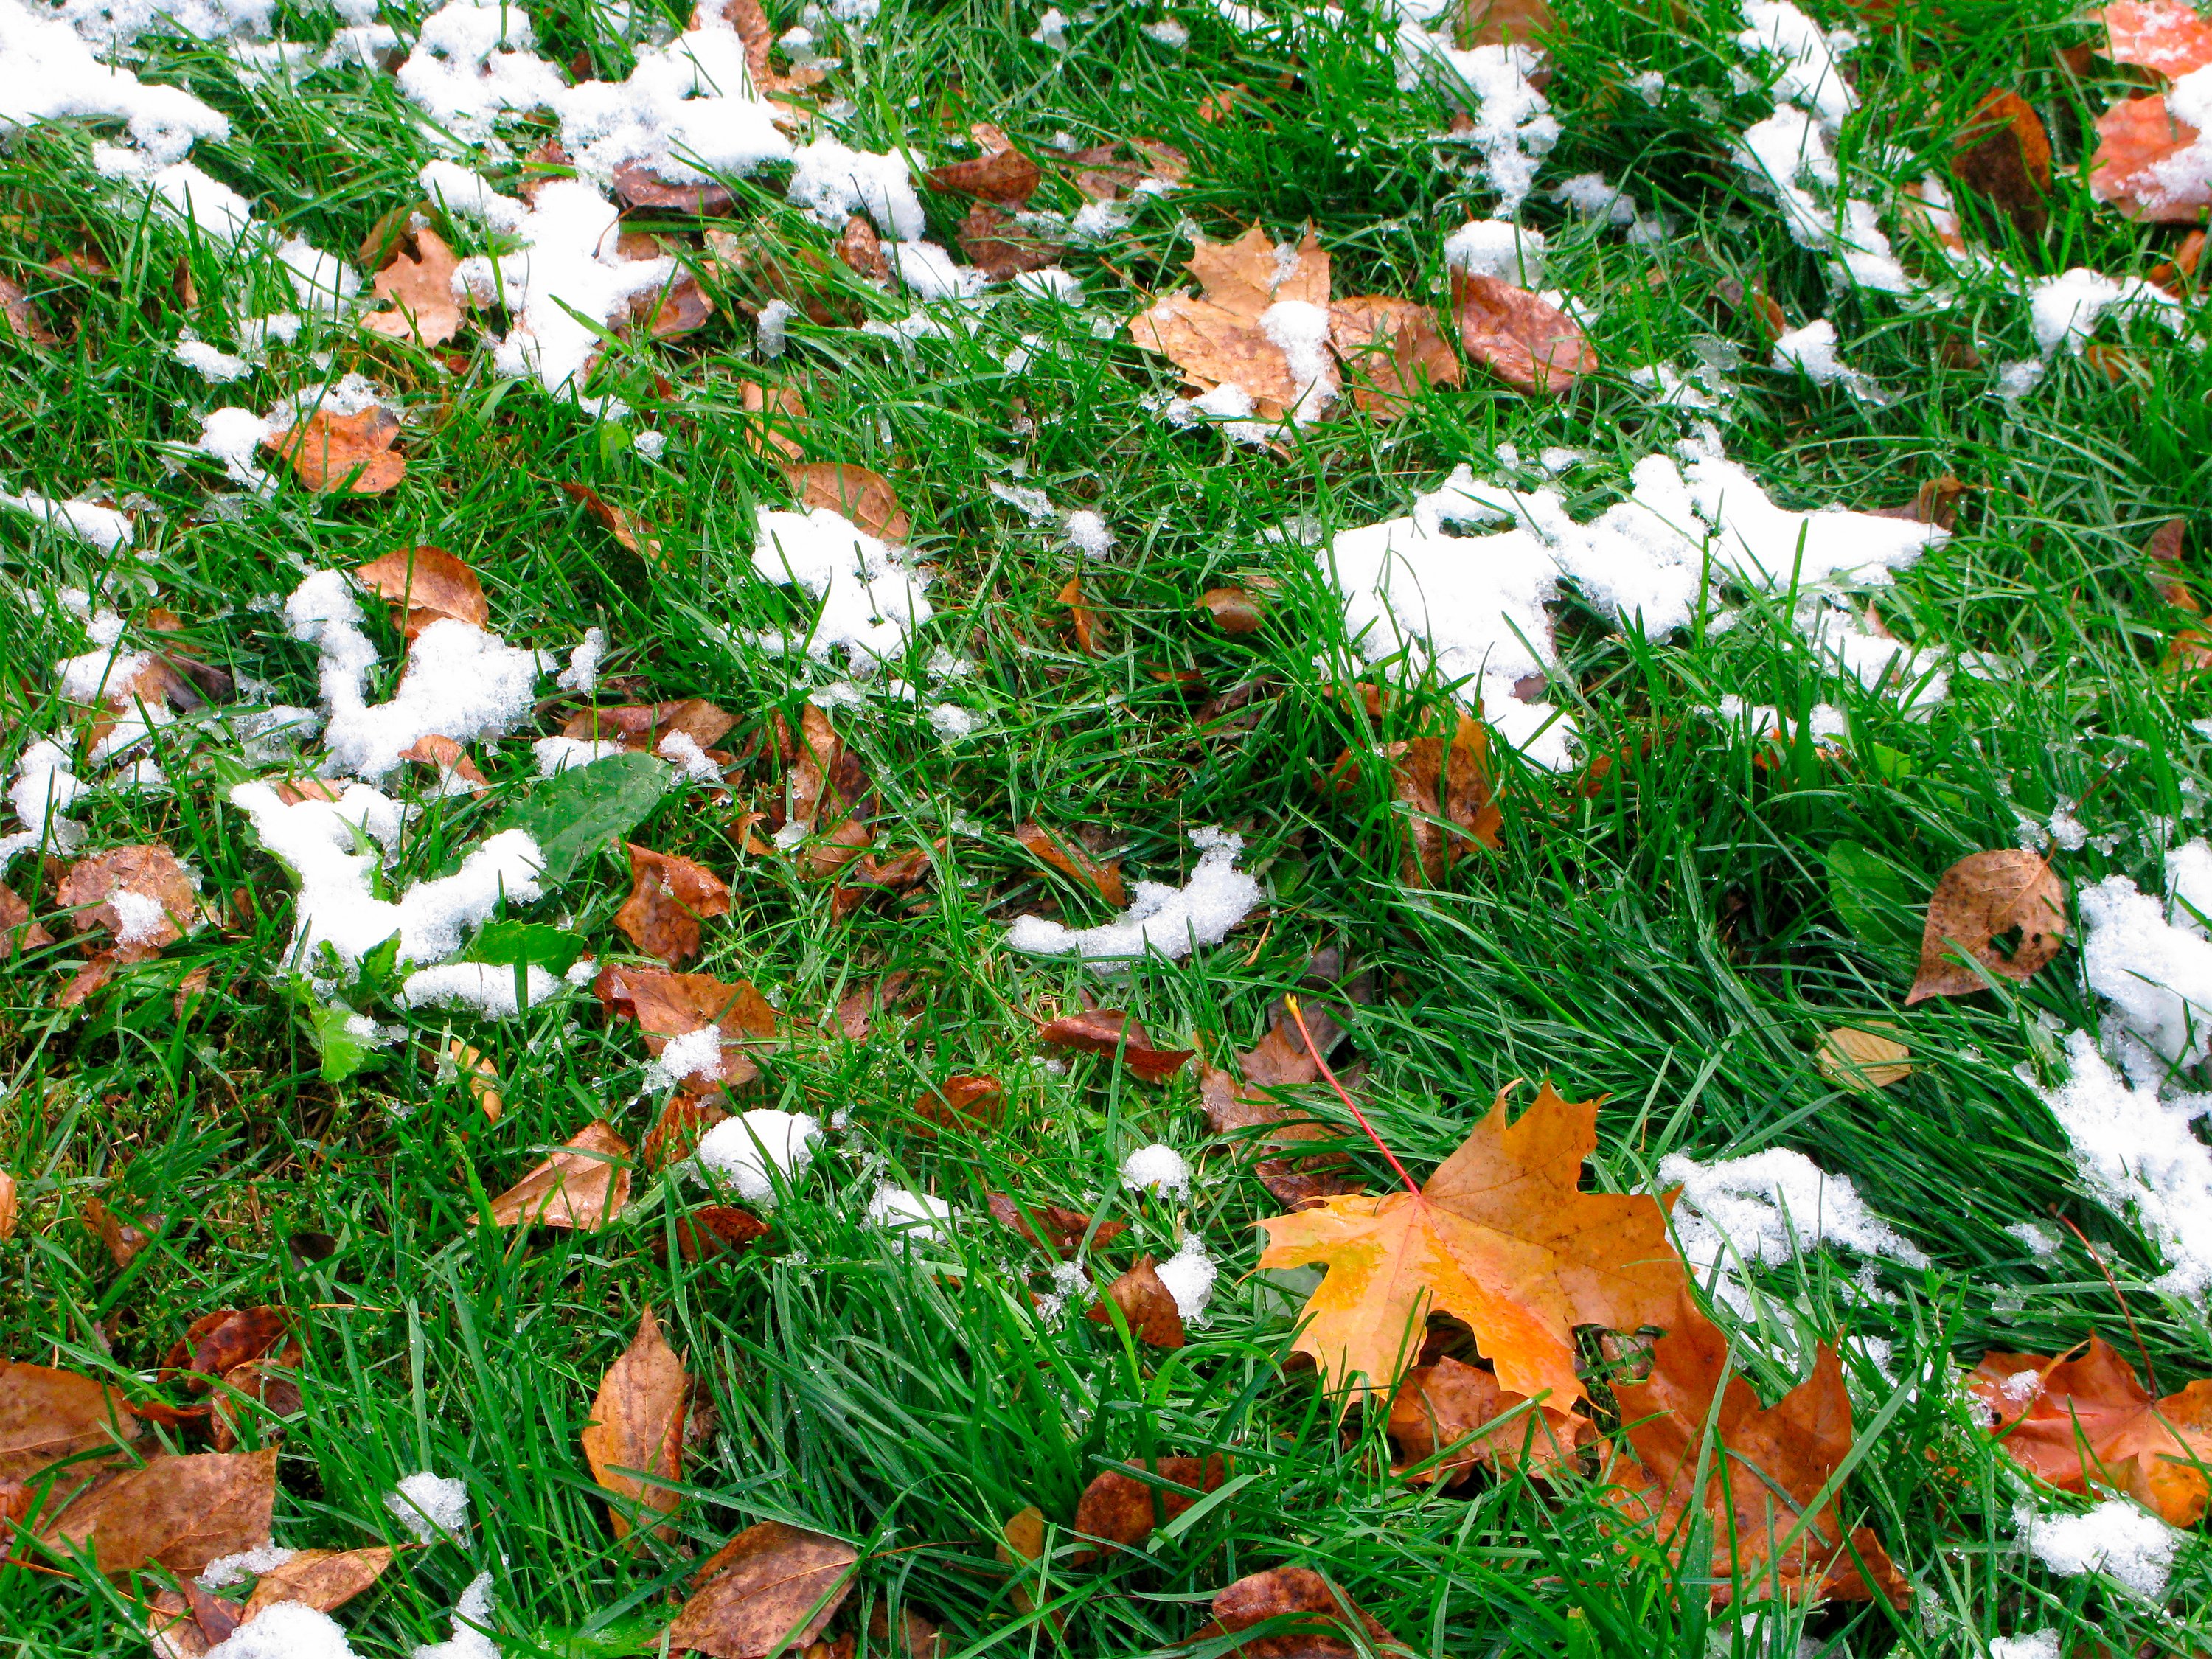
[1154,1234,1217,1321]
[692,1109,822,1203]
[385,1471,470,1541]
[0,488,132,552]
[2012,1497,2180,1599]
[205,1602,364,1659]
[745,506,934,667]
[1006,827,1260,969]
[1660,1146,1928,1312]
[866,1183,956,1242]
[1120,1142,1191,1197]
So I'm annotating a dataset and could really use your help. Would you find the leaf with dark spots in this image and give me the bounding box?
[561,699,737,754]
[582,1306,688,1543]
[38,1447,276,1574]
[1953,91,2051,233]
[1037,1009,1194,1080]
[1086,1256,1185,1349]
[668,1520,857,1658]
[262,408,406,495]
[1905,849,2067,1004]
[239,1546,394,1619]
[160,1308,292,1394]
[614,844,733,966]
[0,1360,141,1484]
[675,1205,768,1262]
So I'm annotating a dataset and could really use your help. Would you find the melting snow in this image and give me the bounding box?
[2013,1498,2179,1599]
[385,1471,470,1541]
[1155,1234,1217,1320]
[1121,1143,1192,1198]
[745,506,933,667]
[692,1109,821,1203]
[1006,827,1261,969]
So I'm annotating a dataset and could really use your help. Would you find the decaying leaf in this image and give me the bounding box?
[1904,849,2066,1004]
[995,1505,1049,1618]
[668,1520,857,1659]
[597,966,778,1090]
[0,1170,15,1241]
[1071,1455,1226,1561]
[742,380,808,462]
[583,1306,689,1543]
[1458,0,1554,46]
[1257,1084,1680,1404]
[1452,272,1596,395]
[674,1204,769,1262]
[614,844,734,966]
[1012,822,1127,906]
[631,274,716,341]
[1952,91,2052,234]
[562,699,737,755]
[1816,1025,1912,1090]
[0,1360,140,1483]
[1968,1335,2212,1525]
[1037,1009,1194,1080]
[352,546,489,638]
[1,886,52,959]
[836,212,892,281]
[986,1192,1127,1257]
[160,1307,291,1393]
[481,1119,633,1231]
[834,972,914,1040]
[1390,712,1502,884]
[914,1074,1003,1135]
[1,274,59,345]
[38,1447,277,1575]
[238,1546,394,1620]
[2104,0,2212,73]
[83,1197,162,1268]
[363,229,464,346]
[1604,1295,1909,1607]
[723,0,825,93]
[262,408,406,495]
[1387,1354,1593,1483]
[1197,953,1371,1207]
[561,482,666,566]
[2146,515,2195,608]
[1197,587,1266,635]
[55,845,195,962]
[1128,225,1331,418]
[1057,576,1099,654]
[614,160,736,214]
[1327,296,1462,418]
[1085,1256,1186,1349]
[924,133,1043,204]
[956,203,1065,278]
[785,462,908,543]
[644,1091,730,1172]
[1194,1565,1404,1658]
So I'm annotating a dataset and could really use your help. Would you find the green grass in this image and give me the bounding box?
[6,0,2212,1653]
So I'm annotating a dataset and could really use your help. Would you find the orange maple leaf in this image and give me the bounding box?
[1604,1293,1910,1607]
[1254,1082,1679,1405]
[1967,1335,2212,1525]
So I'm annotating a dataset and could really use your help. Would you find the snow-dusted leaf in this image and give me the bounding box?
[55,845,195,962]
[786,462,907,543]
[2102,0,2212,74]
[2092,94,2209,221]
[353,546,489,639]
[262,408,406,495]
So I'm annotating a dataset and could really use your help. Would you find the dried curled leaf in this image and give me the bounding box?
[986,1192,1127,1257]
[614,844,733,966]
[353,546,488,638]
[481,1120,633,1231]
[1037,1009,1194,1080]
[239,1546,395,1620]
[262,408,406,495]
[668,1520,857,1659]
[1071,1455,1226,1561]
[363,229,463,347]
[1127,225,1330,417]
[1905,849,2066,1004]
[596,965,777,1091]
[582,1306,689,1543]
[1452,272,1596,395]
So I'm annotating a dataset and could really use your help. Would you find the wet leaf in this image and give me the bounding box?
[55,844,195,961]
[583,1306,689,1543]
[1604,1293,1909,1606]
[1057,575,1099,654]
[785,462,908,543]
[39,1447,276,1575]
[914,1074,1003,1135]
[1127,225,1331,417]
[2146,515,2195,608]
[1037,1009,1194,1080]
[1452,272,1596,395]
[2103,0,2212,74]
[238,1546,395,1619]
[668,1520,857,1658]
[1458,0,1554,46]
[956,203,1064,278]
[742,380,808,462]
[1815,1025,1912,1091]
[836,212,891,281]
[1387,1354,1593,1483]
[1905,849,2066,1004]
[362,229,463,347]
[675,1204,769,1262]
[1967,1334,2212,1524]
[561,700,737,754]
[1327,296,1461,418]
[446,1038,503,1121]
[1071,1455,1225,1562]
[481,1119,633,1231]
[498,751,672,885]
[1197,1565,1403,1658]
[262,407,406,495]
[1,275,58,345]
[925,139,1043,205]
[597,965,778,1091]
[1085,1256,1186,1349]
[1391,712,1502,884]
[2092,94,2208,221]
[160,1307,291,1393]
[561,481,666,565]
[615,844,733,966]
[1197,587,1265,634]
[1012,822,1126,907]
[0,886,52,959]
[1953,91,2051,234]
[83,1197,162,1268]
[632,274,716,340]
[1257,1083,1680,1402]
[614,161,736,214]
[400,734,491,791]
[353,546,489,638]
[986,1192,1126,1256]
[0,1170,14,1240]
[0,1360,140,1483]
[833,971,914,1040]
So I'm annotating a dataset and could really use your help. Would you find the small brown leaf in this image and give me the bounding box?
[481,1119,633,1231]
[995,1504,1051,1619]
[1071,1455,1226,1562]
[925,145,1043,205]
[1,886,53,959]
[1197,85,1248,124]
[986,1192,1127,1257]
[1057,575,1099,654]
[399,735,491,793]
[1328,296,1461,418]
[1,275,59,345]
[1197,587,1265,635]
[239,1546,394,1620]
[866,1605,942,1659]
[1012,823,1126,907]
[160,1307,291,1393]
[262,407,406,495]
[1452,271,1596,395]
[145,1588,209,1659]
[1085,1256,1185,1349]
[561,700,736,754]
[561,481,665,566]
[583,1306,689,1543]
[1954,91,2052,234]
[2146,516,2196,610]
[38,1447,276,1575]
[352,546,489,638]
[444,1038,502,1121]
[833,971,914,1040]
[1816,1024,1913,1090]
[82,1197,161,1267]
[1458,0,1554,46]
[2149,229,2206,294]
[669,1520,857,1659]
[613,161,736,215]
[675,1204,769,1262]
[632,274,716,340]
[1388,713,1502,883]
[914,1074,1003,1135]
[742,380,808,462]
[1200,1565,1402,1658]
[56,845,195,961]
[1038,1009,1194,1080]
[0,1171,14,1240]
[597,966,777,1091]
[1905,849,2067,1004]
[363,229,464,347]
[0,1360,140,1483]
[956,203,1065,278]
[837,212,891,281]
[1388,1354,1592,1483]
[614,844,734,966]
[785,462,908,543]
[643,1092,730,1171]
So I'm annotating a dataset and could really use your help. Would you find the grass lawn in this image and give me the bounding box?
[4,0,2212,1652]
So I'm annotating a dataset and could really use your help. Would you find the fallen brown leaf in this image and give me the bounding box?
[1452,272,1596,395]
[1197,587,1265,634]
[956,203,1065,278]
[631,274,716,340]
[1128,225,1330,417]
[239,1546,395,1620]
[723,0,825,92]
[401,735,492,793]
[675,1204,769,1262]
[0,1360,140,1484]
[643,1092,729,1172]
[742,380,808,462]
[1391,712,1503,884]
[562,699,736,754]
[0,1170,14,1241]
[1071,1455,1226,1562]
[1905,849,2066,1004]
[561,482,665,566]
[615,844,733,966]
[2148,515,2194,611]
[597,965,778,1090]
[1328,296,1461,418]
[1086,1256,1185,1349]
[583,1306,689,1543]
[56,845,195,961]
[1038,1009,1194,1080]
[914,1074,1002,1135]
[160,1307,291,1394]
[83,1197,161,1268]
[669,1520,857,1658]
[2104,0,2212,72]
[785,462,908,543]
[832,971,914,1040]
[39,1447,276,1575]
[995,1504,1050,1620]
[925,137,1043,205]
[986,1192,1127,1256]
[1954,91,2052,234]
[1057,575,1099,654]
[614,161,737,214]
[1388,1354,1593,1482]
[1458,0,1554,45]
[2149,229,2206,293]
[1012,822,1126,907]
[481,1119,633,1231]
[1197,1565,1403,1658]
[2093,94,2208,221]
[1,886,54,959]
[353,546,489,638]
[263,407,406,495]
[1,275,58,345]
[363,229,464,347]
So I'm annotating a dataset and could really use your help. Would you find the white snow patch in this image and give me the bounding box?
[786,136,925,240]
[866,1183,955,1242]
[644,1023,723,1089]
[411,1571,500,1659]
[556,627,605,694]
[385,1471,470,1541]
[692,1108,821,1203]
[1660,1147,1927,1310]
[198,1542,295,1589]
[1154,1234,1217,1321]
[2027,268,2183,357]
[0,490,133,552]
[400,962,561,1017]
[2014,1498,2179,1599]
[1121,1142,1191,1198]
[206,1603,364,1659]
[1005,827,1261,969]
[745,507,933,667]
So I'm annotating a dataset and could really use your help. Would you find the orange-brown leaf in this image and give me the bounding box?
[1057,575,1099,654]
[353,546,489,638]
[1905,849,2066,1004]
[1,275,59,345]
[1127,226,1329,417]
[675,1204,769,1262]
[2103,0,2212,74]
[1953,91,2052,232]
[262,408,406,495]
[786,462,908,543]
[481,1119,633,1231]
[741,380,807,462]
[561,700,736,754]
[1458,0,1554,46]
[631,274,716,340]
[614,844,733,966]
[1085,1256,1186,1349]
[55,845,195,961]
[985,1192,1127,1257]
[0,1360,140,1484]
[1328,296,1462,418]
[956,203,1065,278]
[1452,272,1596,395]
[239,1547,394,1620]
[363,229,463,346]
[1197,586,1266,634]
[0,886,52,959]
[0,1170,15,1241]
[596,965,777,1091]
[1199,1566,1403,1657]
[914,1074,1002,1135]
[2093,94,2210,221]
[583,1306,689,1543]
[668,1520,858,1659]
[1037,1009,1194,1080]
[561,482,666,565]
[1392,712,1501,884]
[1071,1455,1225,1561]
[1256,1084,1678,1403]
[1012,822,1127,906]
[1387,1354,1593,1482]
[38,1447,276,1575]
[160,1307,291,1393]
[924,145,1043,205]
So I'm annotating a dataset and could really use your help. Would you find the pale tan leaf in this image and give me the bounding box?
[1816,1024,1912,1090]
[239,1547,395,1619]
[362,229,463,347]
[481,1120,632,1231]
